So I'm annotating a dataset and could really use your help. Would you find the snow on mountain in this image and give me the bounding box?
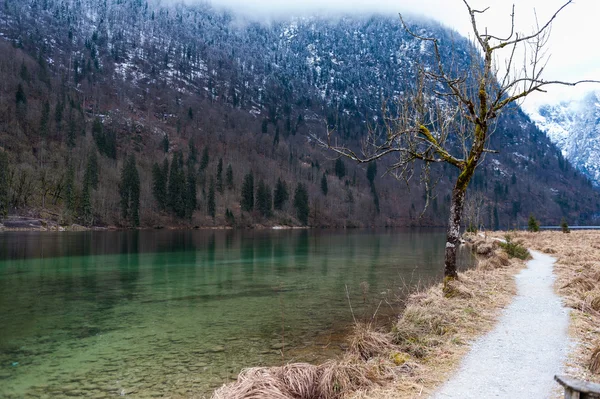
[529,91,600,186]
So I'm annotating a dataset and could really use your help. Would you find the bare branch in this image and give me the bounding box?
[490,0,573,51]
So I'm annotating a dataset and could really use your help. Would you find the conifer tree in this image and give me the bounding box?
[186,166,197,218]
[560,217,570,233]
[80,177,93,226]
[225,208,235,226]
[168,151,186,218]
[273,178,289,210]
[293,183,309,225]
[161,135,169,153]
[15,83,26,106]
[64,161,76,212]
[256,180,272,218]
[188,137,198,165]
[320,173,328,196]
[334,158,346,180]
[528,214,540,232]
[199,146,209,171]
[84,150,99,190]
[0,151,9,218]
[216,158,223,193]
[207,177,216,219]
[241,172,254,212]
[226,164,234,190]
[152,160,168,211]
[119,154,140,227]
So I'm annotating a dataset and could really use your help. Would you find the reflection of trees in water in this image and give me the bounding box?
[118,231,140,300]
[294,230,309,270]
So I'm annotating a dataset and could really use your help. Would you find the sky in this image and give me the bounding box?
[189,0,600,109]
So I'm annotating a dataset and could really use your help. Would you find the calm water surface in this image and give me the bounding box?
[0,229,472,398]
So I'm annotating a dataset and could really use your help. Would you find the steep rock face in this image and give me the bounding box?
[530,92,600,186]
[0,0,598,227]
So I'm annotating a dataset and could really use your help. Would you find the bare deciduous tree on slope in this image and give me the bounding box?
[319,0,599,282]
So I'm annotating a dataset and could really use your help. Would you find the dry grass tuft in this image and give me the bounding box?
[349,323,395,360]
[212,354,393,399]
[498,231,600,383]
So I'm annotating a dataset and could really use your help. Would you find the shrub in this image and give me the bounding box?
[561,217,571,234]
[527,214,540,232]
[499,235,530,260]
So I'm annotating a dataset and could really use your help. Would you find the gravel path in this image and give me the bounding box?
[432,250,571,398]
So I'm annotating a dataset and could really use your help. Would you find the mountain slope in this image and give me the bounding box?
[0,0,598,228]
[529,91,600,187]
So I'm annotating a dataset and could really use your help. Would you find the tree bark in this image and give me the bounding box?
[444,184,466,279]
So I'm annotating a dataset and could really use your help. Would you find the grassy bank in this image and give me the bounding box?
[501,231,600,384]
[211,234,528,398]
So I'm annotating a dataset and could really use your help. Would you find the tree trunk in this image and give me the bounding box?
[444,185,467,279]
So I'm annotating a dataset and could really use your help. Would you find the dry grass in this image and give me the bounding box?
[212,235,526,398]
[495,230,600,383]
[211,353,396,399]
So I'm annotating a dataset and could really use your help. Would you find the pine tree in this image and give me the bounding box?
[15,83,26,105]
[186,166,197,218]
[80,176,93,226]
[560,217,570,233]
[168,151,186,218]
[226,164,234,190]
[0,151,9,218]
[293,183,309,225]
[199,146,209,171]
[256,180,272,218]
[64,161,76,212]
[528,214,540,232]
[152,160,168,211]
[188,137,198,165]
[273,178,289,210]
[320,173,328,196]
[54,101,64,128]
[216,158,223,193]
[84,150,99,190]
[161,135,169,153]
[241,172,254,212]
[334,158,346,180]
[225,208,235,226]
[207,177,216,219]
[119,154,140,227]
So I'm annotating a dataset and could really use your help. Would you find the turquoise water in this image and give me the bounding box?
[0,229,471,398]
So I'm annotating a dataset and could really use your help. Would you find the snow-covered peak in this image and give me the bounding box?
[528,91,600,186]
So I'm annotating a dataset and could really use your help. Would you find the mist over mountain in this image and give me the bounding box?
[0,0,598,228]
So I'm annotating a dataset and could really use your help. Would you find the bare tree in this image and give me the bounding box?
[318,0,598,280]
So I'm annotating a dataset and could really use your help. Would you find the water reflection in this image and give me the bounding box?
[0,229,473,398]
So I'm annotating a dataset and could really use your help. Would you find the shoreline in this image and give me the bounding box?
[0,216,444,232]
[212,233,530,398]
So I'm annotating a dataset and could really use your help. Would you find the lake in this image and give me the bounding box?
[0,229,473,398]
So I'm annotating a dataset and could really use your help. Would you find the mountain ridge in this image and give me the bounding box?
[528,91,600,187]
[0,0,598,227]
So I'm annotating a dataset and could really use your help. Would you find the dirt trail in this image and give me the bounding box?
[431,250,570,398]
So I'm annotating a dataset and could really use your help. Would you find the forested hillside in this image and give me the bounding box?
[0,0,598,228]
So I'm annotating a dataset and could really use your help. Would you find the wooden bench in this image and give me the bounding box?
[555,375,600,399]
